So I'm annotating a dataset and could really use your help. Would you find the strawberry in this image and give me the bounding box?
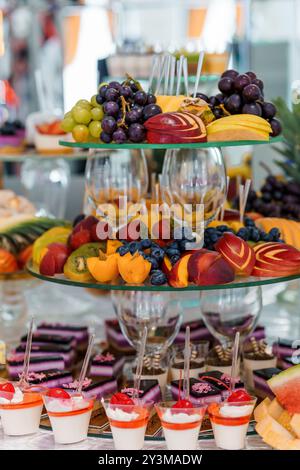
[47,388,70,399]
[110,392,134,405]
[228,389,251,403]
[0,382,15,394]
[172,399,194,409]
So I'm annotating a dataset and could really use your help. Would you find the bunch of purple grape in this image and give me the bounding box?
[198,69,281,137]
[233,175,300,220]
[96,79,162,143]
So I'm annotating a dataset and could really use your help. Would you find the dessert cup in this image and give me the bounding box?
[208,397,256,450]
[170,360,206,381]
[43,393,94,444]
[0,387,43,436]
[155,402,206,450]
[102,399,152,450]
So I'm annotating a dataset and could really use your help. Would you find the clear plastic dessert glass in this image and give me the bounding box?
[208,397,257,450]
[0,386,43,436]
[102,399,152,450]
[43,393,94,444]
[155,402,206,450]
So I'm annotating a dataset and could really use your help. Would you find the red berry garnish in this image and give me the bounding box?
[0,382,15,394]
[110,392,134,405]
[172,399,194,409]
[47,388,71,399]
[70,229,91,250]
[228,389,251,403]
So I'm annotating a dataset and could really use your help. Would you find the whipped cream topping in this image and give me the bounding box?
[220,404,253,418]
[106,407,139,422]
[0,386,24,405]
[163,408,200,424]
[46,395,89,413]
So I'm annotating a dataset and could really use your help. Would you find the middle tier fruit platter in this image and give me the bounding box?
[60,67,282,146]
[27,209,300,289]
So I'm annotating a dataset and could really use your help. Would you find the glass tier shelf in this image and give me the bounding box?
[59,137,282,151]
[0,149,89,162]
[26,261,300,292]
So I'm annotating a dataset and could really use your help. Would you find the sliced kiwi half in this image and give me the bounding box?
[64,242,106,282]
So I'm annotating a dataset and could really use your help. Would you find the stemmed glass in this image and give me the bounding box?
[161,147,227,233]
[111,291,183,357]
[200,286,263,348]
[85,149,148,218]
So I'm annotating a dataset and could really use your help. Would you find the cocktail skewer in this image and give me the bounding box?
[230,331,240,392]
[183,326,191,399]
[76,334,95,395]
[18,316,34,389]
[133,326,148,400]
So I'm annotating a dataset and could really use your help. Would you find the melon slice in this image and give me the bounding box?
[254,397,271,422]
[283,439,300,450]
[268,398,284,420]
[290,414,300,438]
[268,365,300,414]
[256,415,293,449]
[278,410,294,434]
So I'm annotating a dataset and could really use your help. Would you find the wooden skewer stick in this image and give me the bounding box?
[193,51,205,98]
[176,56,184,96]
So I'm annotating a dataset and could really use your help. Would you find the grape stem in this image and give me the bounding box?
[119,96,128,128]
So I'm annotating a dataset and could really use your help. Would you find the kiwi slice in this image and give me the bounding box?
[64,242,106,282]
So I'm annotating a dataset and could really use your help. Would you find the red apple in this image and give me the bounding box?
[215,232,255,276]
[252,242,300,276]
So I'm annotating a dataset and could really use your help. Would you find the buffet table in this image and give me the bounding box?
[0,423,271,451]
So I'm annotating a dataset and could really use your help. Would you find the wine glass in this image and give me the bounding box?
[111,290,183,356]
[161,147,226,233]
[200,286,262,347]
[85,149,148,217]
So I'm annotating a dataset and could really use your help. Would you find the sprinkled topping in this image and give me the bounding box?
[62,378,92,389]
[94,352,115,363]
[20,372,46,381]
[7,353,25,362]
[192,382,213,394]
[221,373,240,385]
[121,388,143,397]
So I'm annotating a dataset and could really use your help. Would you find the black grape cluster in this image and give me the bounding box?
[197,70,282,137]
[96,79,162,143]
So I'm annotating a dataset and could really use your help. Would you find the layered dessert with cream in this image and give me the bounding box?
[0,382,43,436]
[272,338,298,359]
[7,354,65,378]
[36,322,89,348]
[102,393,152,450]
[170,359,205,381]
[61,377,117,399]
[121,379,162,404]
[90,351,124,377]
[198,370,244,399]
[21,332,76,349]
[171,378,222,406]
[26,370,73,388]
[43,388,94,444]
[15,343,75,367]
[155,399,206,450]
[208,390,256,450]
[105,319,135,355]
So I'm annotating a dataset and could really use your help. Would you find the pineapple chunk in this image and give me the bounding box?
[256,415,293,449]
[268,398,284,420]
[278,410,294,434]
[290,414,300,438]
[254,397,271,422]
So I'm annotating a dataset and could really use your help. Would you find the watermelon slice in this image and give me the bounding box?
[268,365,300,414]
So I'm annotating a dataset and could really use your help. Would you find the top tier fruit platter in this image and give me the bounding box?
[60,56,282,149]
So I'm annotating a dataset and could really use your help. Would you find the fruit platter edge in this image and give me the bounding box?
[26,260,300,292]
[59,136,282,151]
